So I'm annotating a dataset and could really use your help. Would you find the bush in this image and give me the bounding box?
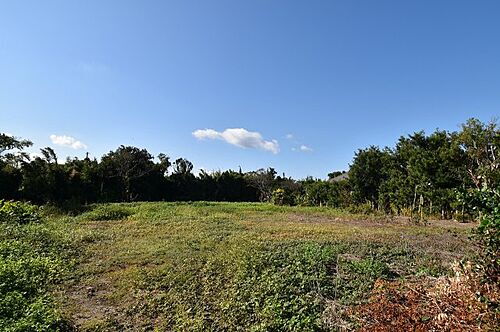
[80,204,133,221]
[271,188,295,206]
[0,200,41,225]
[472,188,499,283]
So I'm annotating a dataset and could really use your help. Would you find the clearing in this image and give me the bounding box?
[52,202,477,331]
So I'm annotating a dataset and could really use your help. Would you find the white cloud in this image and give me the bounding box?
[50,134,87,150]
[29,152,42,160]
[299,145,313,152]
[292,145,313,152]
[193,128,220,140]
[193,128,279,154]
[285,134,294,139]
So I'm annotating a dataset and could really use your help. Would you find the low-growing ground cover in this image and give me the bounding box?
[47,202,479,331]
[0,201,77,331]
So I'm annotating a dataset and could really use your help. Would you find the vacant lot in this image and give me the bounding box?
[51,202,476,331]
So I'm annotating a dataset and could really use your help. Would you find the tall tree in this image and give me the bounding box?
[100,146,157,201]
[246,168,277,202]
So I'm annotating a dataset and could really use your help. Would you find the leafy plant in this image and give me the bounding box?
[0,201,74,331]
[0,200,40,225]
[271,188,295,206]
[471,188,499,283]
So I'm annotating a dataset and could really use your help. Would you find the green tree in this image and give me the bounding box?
[349,146,391,208]
[0,133,32,164]
[456,118,499,189]
[0,134,32,199]
[302,181,340,207]
[100,146,158,201]
[246,168,277,202]
[173,158,193,175]
[381,130,468,217]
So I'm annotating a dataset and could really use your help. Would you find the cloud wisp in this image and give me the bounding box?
[50,134,87,150]
[193,128,279,154]
[292,144,313,152]
[299,145,313,152]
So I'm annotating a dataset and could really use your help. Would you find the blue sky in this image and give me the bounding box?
[1,1,499,179]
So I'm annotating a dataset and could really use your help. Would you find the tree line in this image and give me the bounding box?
[348,118,498,218]
[0,118,498,218]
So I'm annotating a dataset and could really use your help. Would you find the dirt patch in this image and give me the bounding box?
[62,284,123,327]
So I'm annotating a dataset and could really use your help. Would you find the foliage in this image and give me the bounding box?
[0,134,32,165]
[381,130,468,217]
[300,180,351,207]
[349,146,390,208]
[0,134,33,201]
[456,118,499,189]
[0,200,41,225]
[271,188,295,206]
[100,146,159,202]
[466,187,500,284]
[347,119,497,218]
[0,205,74,331]
[218,243,335,331]
[247,168,277,202]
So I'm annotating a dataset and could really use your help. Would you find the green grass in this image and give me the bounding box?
[42,201,474,331]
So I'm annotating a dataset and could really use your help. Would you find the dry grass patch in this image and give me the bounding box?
[353,262,499,331]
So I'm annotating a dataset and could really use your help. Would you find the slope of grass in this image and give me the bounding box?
[50,202,475,331]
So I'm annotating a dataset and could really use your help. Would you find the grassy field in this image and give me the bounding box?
[35,201,476,331]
